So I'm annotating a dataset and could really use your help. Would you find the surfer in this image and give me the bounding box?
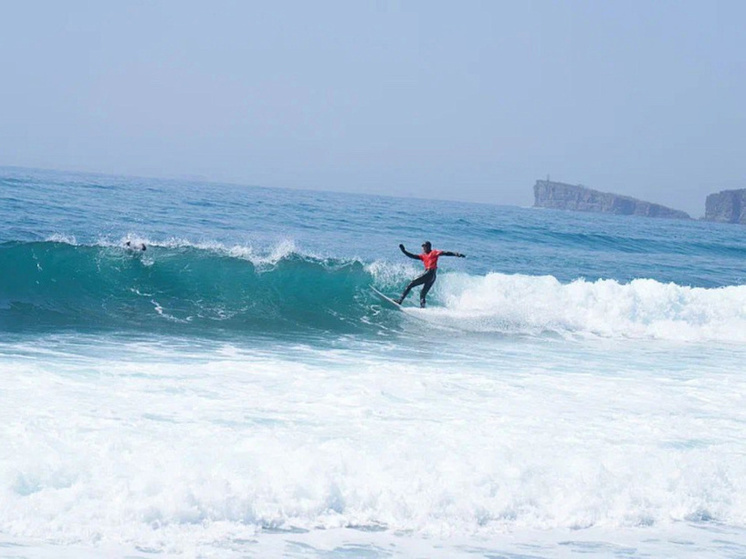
[396,241,465,307]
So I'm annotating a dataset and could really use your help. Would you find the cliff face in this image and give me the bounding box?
[533,181,691,219]
[705,189,746,224]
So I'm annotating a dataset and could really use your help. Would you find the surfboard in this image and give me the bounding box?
[370,286,403,310]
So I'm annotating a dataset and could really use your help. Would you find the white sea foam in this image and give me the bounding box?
[115,236,312,267]
[1,336,746,556]
[399,272,746,342]
[45,233,78,245]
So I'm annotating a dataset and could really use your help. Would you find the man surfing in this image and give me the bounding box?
[396,241,465,307]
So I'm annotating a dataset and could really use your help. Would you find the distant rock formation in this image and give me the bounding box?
[533,180,691,219]
[704,189,746,224]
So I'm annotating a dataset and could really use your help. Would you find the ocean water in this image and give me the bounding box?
[2,167,746,558]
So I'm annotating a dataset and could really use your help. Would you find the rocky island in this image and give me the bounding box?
[533,180,691,219]
[704,189,746,224]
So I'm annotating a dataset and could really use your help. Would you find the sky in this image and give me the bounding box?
[1,0,744,216]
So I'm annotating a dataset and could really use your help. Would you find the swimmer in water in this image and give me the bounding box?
[125,241,147,252]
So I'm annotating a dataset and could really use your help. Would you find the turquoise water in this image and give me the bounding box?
[2,167,746,558]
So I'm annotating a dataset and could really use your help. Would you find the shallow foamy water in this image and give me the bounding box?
[2,334,745,557]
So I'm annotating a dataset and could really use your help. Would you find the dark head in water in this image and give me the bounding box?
[125,241,147,251]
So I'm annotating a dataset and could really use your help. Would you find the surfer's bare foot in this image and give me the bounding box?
[395,298,402,305]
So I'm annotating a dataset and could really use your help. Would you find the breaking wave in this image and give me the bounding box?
[2,240,746,341]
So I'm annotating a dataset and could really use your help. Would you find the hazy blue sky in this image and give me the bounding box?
[1,0,743,215]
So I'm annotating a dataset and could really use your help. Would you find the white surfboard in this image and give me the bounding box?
[370,286,403,311]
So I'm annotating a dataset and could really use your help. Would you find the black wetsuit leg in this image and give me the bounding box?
[399,269,437,305]
[419,270,437,307]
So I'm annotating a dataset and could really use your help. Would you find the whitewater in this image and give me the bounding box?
[2,167,746,558]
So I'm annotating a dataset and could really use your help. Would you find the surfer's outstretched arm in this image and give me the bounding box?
[441,251,466,258]
[399,244,420,260]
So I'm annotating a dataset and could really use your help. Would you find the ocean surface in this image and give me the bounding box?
[2,166,746,558]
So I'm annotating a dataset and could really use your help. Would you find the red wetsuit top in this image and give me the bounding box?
[420,250,443,270]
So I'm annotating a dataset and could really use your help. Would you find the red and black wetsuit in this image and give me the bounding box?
[399,250,442,306]
[397,244,464,307]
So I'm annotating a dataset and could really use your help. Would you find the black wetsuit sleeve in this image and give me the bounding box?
[441,251,466,258]
[399,244,421,260]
